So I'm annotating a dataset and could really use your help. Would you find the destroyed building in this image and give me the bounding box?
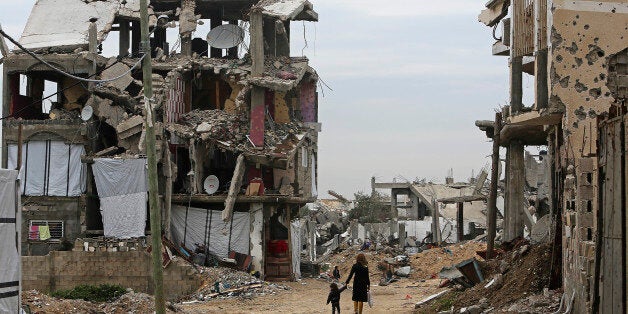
[373,173,489,245]
[477,0,627,312]
[1,0,320,282]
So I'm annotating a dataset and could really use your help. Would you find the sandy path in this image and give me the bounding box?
[180,278,443,314]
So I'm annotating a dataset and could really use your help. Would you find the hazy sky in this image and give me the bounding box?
[0,0,537,199]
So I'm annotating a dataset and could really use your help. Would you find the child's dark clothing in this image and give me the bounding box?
[333,268,340,280]
[327,285,347,314]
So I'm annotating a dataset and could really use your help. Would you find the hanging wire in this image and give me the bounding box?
[0,55,129,120]
[0,28,146,84]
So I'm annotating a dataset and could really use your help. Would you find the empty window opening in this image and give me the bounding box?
[42,80,59,114]
[191,74,232,111]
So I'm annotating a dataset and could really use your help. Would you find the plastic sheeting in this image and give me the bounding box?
[171,205,250,258]
[0,169,21,313]
[92,158,147,239]
[92,158,147,197]
[100,192,147,239]
[290,219,303,278]
[8,142,86,196]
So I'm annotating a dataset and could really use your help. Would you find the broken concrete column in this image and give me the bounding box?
[223,154,246,221]
[510,56,523,114]
[179,0,197,57]
[504,141,525,241]
[249,9,265,147]
[398,223,406,249]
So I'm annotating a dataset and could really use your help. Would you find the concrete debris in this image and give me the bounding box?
[190,266,290,301]
[167,109,309,158]
[22,290,178,314]
[395,266,411,277]
[101,61,134,91]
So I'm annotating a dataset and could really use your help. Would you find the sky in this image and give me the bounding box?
[0,0,540,199]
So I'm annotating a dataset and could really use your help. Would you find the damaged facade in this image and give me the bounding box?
[476,0,628,312]
[2,0,321,282]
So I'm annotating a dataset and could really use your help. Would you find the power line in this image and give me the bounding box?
[0,27,146,84]
[0,55,133,121]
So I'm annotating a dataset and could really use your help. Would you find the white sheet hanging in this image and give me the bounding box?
[0,169,20,313]
[290,219,303,278]
[93,158,148,239]
[170,205,250,258]
[92,158,147,197]
[8,142,86,196]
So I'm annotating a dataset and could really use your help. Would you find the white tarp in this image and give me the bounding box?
[290,219,303,278]
[171,205,250,258]
[8,142,86,196]
[93,158,147,239]
[0,169,20,313]
[100,193,147,239]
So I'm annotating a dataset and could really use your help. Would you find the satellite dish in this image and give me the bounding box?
[203,175,220,195]
[206,24,244,49]
[81,105,93,121]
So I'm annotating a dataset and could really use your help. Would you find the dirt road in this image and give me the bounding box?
[180,278,443,313]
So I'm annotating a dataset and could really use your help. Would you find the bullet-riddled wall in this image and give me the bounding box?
[548,1,628,312]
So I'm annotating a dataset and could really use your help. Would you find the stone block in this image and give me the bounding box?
[577,212,594,228]
[577,158,594,173]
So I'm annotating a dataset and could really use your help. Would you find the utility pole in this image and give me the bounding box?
[486,112,502,258]
[139,0,165,313]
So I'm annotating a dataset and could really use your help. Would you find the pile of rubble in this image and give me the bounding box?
[187,266,291,302]
[409,241,487,280]
[168,109,307,155]
[72,237,147,252]
[22,289,179,314]
[415,242,559,313]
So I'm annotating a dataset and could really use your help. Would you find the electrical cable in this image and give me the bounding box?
[0,28,146,84]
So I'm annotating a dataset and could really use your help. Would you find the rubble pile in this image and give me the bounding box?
[189,266,290,301]
[415,243,556,313]
[22,290,178,314]
[409,241,487,280]
[73,237,147,252]
[170,109,307,154]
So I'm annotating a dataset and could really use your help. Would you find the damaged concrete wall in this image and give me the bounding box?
[548,1,628,312]
[22,251,201,301]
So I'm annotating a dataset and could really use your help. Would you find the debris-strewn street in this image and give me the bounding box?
[1,0,627,312]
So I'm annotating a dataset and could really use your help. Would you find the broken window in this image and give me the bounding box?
[8,72,88,120]
[29,220,64,241]
[7,140,87,196]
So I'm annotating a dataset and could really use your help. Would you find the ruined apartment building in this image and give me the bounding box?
[477,0,627,312]
[1,0,320,281]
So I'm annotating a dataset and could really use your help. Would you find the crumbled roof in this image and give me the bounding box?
[153,56,316,92]
[18,0,146,51]
[257,0,318,21]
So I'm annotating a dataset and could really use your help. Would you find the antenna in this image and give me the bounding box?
[203,175,219,195]
[80,105,93,121]
[206,24,244,49]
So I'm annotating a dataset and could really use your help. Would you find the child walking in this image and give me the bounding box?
[327,282,347,314]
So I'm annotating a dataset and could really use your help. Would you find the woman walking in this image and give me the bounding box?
[345,253,370,313]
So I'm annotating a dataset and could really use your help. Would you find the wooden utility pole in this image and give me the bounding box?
[487,112,502,258]
[139,0,165,312]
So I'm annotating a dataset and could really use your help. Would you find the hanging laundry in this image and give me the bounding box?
[29,225,39,240]
[39,225,51,240]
